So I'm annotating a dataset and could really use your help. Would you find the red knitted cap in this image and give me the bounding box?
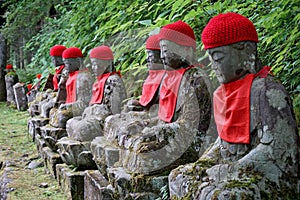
[6,64,13,69]
[202,12,258,49]
[146,34,160,50]
[50,45,67,56]
[62,47,83,59]
[27,83,32,90]
[90,46,114,60]
[159,20,196,50]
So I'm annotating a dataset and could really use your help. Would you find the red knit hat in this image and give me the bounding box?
[27,83,32,90]
[62,47,83,59]
[159,20,196,50]
[50,45,67,56]
[90,46,114,60]
[202,12,258,49]
[6,64,13,69]
[145,34,160,50]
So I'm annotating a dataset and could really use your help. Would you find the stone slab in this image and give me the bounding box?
[56,163,85,200]
[13,83,28,111]
[40,125,67,151]
[34,134,47,157]
[28,117,49,142]
[42,146,63,179]
[84,170,114,200]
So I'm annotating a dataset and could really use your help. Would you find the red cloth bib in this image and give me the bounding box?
[158,66,193,123]
[213,66,271,144]
[139,70,166,106]
[65,71,79,103]
[53,65,65,90]
[89,72,120,105]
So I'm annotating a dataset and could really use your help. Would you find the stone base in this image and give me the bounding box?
[84,170,114,200]
[90,136,119,175]
[13,82,28,111]
[56,138,97,170]
[40,124,67,151]
[107,167,168,198]
[28,117,49,142]
[42,146,63,179]
[56,164,85,200]
[35,134,47,156]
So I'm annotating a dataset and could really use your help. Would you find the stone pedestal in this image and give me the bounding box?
[56,137,97,170]
[42,146,63,178]
[5,73,18,107]
[90,136,119,175]
[40,124,67,151]
[27,117,49,142]
[13,82,28,111]
[107,167,167,199]
[35,134,46,156]
[84,170,114,200]
[56,164,85,200]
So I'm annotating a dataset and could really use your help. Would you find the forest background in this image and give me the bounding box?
[0,0,299,124]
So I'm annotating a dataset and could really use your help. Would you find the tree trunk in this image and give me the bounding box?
[0,34,7,101]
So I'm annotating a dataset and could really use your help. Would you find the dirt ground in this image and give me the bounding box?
[0,102,66,200]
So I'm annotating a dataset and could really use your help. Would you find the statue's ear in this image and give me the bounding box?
[244,42,257,73]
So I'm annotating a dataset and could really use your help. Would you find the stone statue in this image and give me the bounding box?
[27,45,67,142]
[26,73,42,103]
[124,34,165,112]
[28,45,67,118]
[90,22,212,199]
[56,45,126,169]
[41,47,93,151]
[39,45,68,118]
[169,12,300,200]
[90,34,166,174]
[4,64,19,107]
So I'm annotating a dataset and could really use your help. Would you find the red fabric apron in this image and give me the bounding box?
[65,71,79,103]
[139,70,166,107]
[213,66,271,144]
[158,66,193,123]
[89,71,120,105]
[53,65,65,90]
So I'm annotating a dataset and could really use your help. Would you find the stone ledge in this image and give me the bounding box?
[42,146,63,179]
[84,170,114,200]
[56,164,85,200]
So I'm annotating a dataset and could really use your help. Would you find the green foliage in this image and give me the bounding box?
[1,0,299,102]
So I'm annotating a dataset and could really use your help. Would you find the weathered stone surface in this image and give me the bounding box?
[57,73,126,169]
[5,72,18,106]
[13,82,28,111]
[42,146,63,179]
[99,67,212,175]
[169,76,300,200]
[56,137,97,170]
[106,167,168,199]
[84,170,114,200]
[56,163,85,200]
[40,124,67,151]
[34,134,47,156]
[27,117,49,142]
[90,136,119,175]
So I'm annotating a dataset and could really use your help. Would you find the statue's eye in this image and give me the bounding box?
[212,52,224,62]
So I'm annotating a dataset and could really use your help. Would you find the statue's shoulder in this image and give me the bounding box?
[107,73,125,86]
[252,75,289,96]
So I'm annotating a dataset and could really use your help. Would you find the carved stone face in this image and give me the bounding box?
[90,58,111,76]
[51,56,64,67]
[63,58,80,73]
[146,50,164,70]
[207,44,253,84]
[160,40,185,70]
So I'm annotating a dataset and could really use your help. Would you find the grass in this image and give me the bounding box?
[0,102,67,200]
